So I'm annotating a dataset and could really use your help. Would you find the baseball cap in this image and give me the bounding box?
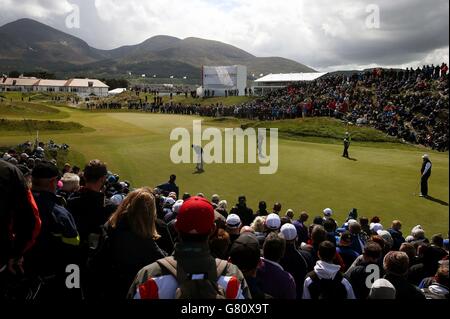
[176,196,215,236]
[164,197,176,207]
[370,223,384,233]
[323,208,333,217]
[229,234,261,272]
[377,230,394,248]
[266,213,281,230]
[32,161,59,179]
[110,194,126,206]
[422,154,430,159]
[280,223,297,241]
[369,279,396,300]
[226,214,242,229]
[172,200,184,214]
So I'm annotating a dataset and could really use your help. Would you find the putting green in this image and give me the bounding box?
[0,103,448,236]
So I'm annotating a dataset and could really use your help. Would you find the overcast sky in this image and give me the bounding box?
[0,0,448,71]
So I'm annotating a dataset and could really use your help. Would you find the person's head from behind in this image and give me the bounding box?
[399,243,416,262]
[371,216,381,224]
[72,165,81,175]
[363,241,382,263]
[211,194,220,205]
[31,161,60,193]
[209,228,231,260]
[349,221,362,235]
[434,261,449,288]
[273,202,282,214]
[226,214,242,235]
[311,225,327,246]
[60,173,80,193]
[383,251,409,277]
[285,209,295,220]
[169,174,176,183]
[109,187,160,240]
[182,193,191,201]
[238,195,246,206]
[412,226,426,240]
[230,234,261,277]
[175,196,216,243]
[217,200,228,211]
[323,218,337,233]
[431,234,444,248]
[299,212,309,223]
[263,232,286,263]
[251,216,266,233]
[318,241,336,263]
[83,159,108,191]
[359,217,369,227]
[392,220,402,231]
[258,201,267,211]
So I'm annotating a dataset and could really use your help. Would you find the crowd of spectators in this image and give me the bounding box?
[1,153,448,300]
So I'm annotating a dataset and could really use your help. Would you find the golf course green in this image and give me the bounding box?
[0,96,448,236]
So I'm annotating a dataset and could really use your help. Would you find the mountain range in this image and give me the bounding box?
[0,18,316,80]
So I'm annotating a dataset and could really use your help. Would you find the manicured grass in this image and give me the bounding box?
[0,118,88,133]
[0,102,448,236]
[0,100,70,119]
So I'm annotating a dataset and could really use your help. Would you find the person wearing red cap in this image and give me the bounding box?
[127,196,250,299]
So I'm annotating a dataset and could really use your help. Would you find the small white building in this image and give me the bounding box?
[0,76,109,97]
[65,79,109,98]
[202,65,247,97]
[253,72,328,95]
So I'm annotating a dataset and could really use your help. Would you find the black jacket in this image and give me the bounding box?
[384,273,426,300]
[104,219,167,298]
[230,204,254,226]
[346,261,383,299]
[67,187,116,246]
[280,244,314,299]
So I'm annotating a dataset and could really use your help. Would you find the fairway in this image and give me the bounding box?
[0,103,448,236]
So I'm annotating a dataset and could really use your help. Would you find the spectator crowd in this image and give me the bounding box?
[89,63,448,151]
[1,151,448,300]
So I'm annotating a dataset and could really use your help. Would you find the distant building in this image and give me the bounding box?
[253,73,328,95]
[202,65,247,97]
[0,76,109,97]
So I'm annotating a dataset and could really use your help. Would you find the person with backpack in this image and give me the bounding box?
[67,160,116,256]
[303,241,356,299]
[345,241,383,299]
[88,188,167,299]
[229,233,269,299]
[26,161,80,300]
[127,196,250,299]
